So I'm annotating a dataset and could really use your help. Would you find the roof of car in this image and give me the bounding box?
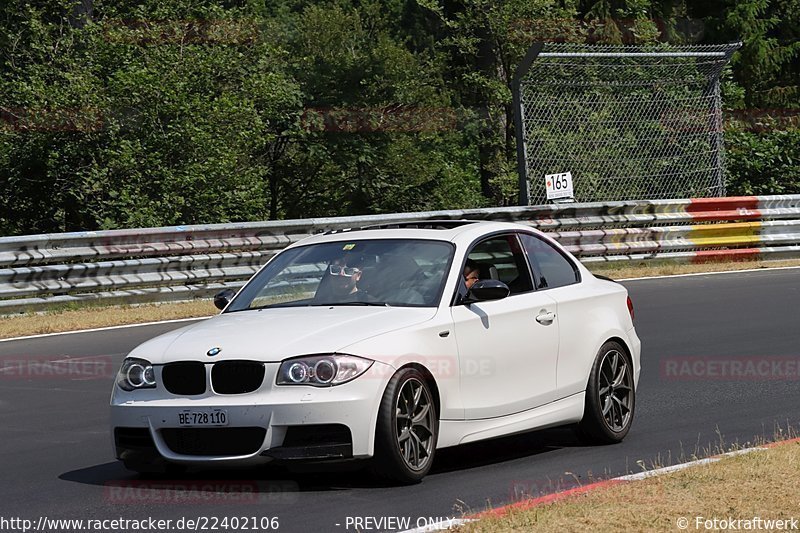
[327,220,478,232]
[295,220,542,247]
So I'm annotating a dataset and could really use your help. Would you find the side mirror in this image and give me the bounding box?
[213,289,237,311]
[465,279,510,303]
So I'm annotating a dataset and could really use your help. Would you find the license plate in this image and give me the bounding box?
[177,409,228,427]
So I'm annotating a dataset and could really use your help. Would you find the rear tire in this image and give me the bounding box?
[371,368,438,484]
[578,341,635,444]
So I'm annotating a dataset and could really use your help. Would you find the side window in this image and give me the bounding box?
[519,233,579,290]
[467,234,533,295]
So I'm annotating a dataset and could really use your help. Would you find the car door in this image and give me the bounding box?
[451,233,560,420]
[518,232,587,400]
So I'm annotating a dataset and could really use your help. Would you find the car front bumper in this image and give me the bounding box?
[110,361,392,466]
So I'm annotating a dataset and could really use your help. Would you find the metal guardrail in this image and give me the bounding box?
[2,195,799,314]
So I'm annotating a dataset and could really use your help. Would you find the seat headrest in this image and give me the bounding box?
[477,262,499,280]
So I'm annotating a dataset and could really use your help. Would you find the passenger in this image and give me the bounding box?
[463,259,480,290]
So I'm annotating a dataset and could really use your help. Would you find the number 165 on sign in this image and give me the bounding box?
[545,172,574,200]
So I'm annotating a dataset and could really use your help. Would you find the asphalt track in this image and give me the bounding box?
[1,268,798,532]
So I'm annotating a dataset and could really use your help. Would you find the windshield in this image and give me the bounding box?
[225,239,455,311]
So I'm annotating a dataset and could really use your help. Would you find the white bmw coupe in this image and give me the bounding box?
[111,220,641,483]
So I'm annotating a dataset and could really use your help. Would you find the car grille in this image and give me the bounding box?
[162,362,206,395]
[211,361,265,394]
[161,427,267,456]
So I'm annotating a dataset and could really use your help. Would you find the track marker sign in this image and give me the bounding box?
[545,172,574,201]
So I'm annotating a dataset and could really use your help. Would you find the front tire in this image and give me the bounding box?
[578,341,635,444]
[371,368,438,484]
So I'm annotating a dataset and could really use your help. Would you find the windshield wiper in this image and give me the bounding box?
[311,301,390,307]
[227,301,391,312]
[225,306,274,313]
[227,302,298,312]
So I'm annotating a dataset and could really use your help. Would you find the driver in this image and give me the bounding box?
[324,255,364,299]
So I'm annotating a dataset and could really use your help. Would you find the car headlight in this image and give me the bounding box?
[277,354,374,387]
[116,358,157,391]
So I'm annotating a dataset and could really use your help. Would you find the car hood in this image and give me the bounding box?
[128,306,438,364]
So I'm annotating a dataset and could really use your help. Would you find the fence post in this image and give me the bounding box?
[513,42,544,206]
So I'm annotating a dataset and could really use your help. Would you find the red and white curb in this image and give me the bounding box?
[401,437,800,532]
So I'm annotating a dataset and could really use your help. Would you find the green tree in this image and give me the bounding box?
[277,1,483,217]
[1,0,303,233]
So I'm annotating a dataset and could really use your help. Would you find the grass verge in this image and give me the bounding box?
[2,259,799,341]
[0,300,215,340]
[457,438,800,533]
[587,257,800,280]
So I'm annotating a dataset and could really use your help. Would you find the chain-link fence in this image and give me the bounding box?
[514,42,741,205]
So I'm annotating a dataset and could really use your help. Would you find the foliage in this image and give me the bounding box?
[726,129,800,195]
[0,0,797,235]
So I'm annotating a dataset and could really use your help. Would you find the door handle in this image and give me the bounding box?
[536,311,556,325]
